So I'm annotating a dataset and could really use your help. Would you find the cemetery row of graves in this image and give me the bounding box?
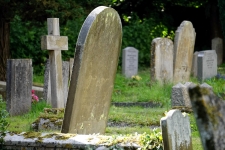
[0,6,224,150]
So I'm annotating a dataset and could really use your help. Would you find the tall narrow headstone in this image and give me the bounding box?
[151,38,173,84]
[161,109,193,150]
[173,21,196,84]
[197,50,217,82]
[189,86,225,150]
[62,6,122,134]
[41,18,68,108]
[6,59,32,116]
[191,51,199,77]
[212,37,223,65]
[122,47,138,78]
[62,61,69,106]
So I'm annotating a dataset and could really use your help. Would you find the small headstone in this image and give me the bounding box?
[212,37,223,65]
[62,6,122,134]
[191,51,199,77]
[41,18,68,108]
[173,21,196,84]
[160,109,193,150]
[189,86,225,150]
[6,59,32,116]
[150,38,173,84]
[197,50,217,82]
[122,47,138,78]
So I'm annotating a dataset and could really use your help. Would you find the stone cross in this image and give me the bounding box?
[41,18,68,108]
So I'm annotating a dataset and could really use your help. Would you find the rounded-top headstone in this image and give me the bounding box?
[62,6,122,134]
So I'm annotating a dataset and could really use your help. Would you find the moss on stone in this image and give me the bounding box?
[23,132,41,139]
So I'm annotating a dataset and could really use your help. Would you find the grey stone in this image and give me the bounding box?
[122,47,138,78]
[6,59,32,116]
[173,21,196,84]
[62,6,122,134]
[212,37,223,65]
[191,51,199,77]
[189,86,225,150]
[151,38,173,84]
[160,109,193,150]
[197,50,217,82]
[62,61,69,106]
[69,58,74,81]
[41,18,68,108]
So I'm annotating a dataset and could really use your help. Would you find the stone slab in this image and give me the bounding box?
[62,6,122,134]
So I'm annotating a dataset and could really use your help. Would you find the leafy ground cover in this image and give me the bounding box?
[1,65,225,149]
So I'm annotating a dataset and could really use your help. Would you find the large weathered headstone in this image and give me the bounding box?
[197,50,217,82]
[212,37,223,65]
[6,59,32,116]
[189,86,225,150]
[161,109,193,150]
[151,38,173,84]
[173,21,196,84]
[122,47,138,78]
[41,18,68,108]
[61,6,122,134]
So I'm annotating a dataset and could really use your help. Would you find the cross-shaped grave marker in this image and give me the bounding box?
[41,18,68,108]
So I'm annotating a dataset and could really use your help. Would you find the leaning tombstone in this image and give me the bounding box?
[160,109,193,150]
[173,21,196,84]
[150,38,173,84]
[212,37,223,65]
[41,18,68,108]
[6,59,32,116]
[197,50,217,82]
[61,6,122,134]
[189,86,225,150]
[122,47,138,78]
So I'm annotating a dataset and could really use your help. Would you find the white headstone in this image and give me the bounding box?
[212,37,223,65]
[197,50,217,82]
[122,47,138,78]
[161,109,193,150]
[151,38,173,84]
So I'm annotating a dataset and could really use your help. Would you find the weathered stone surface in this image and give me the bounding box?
[62,6,122,134]
[62,61,69,106]
[69,58,74,81]
[197,50,217,82]
[43,59,51,104]
[160,109,192,150]
[189,86,225,150]
[122,47,138,78]
[3,132,141,149]
[173,21,196,84]
[6,59,32,116]
[191,51,199,77]
[41,18,68,108]
[151,38,173,84]
[212,37,223,65]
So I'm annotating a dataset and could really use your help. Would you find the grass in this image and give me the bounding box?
[3,64,225,149]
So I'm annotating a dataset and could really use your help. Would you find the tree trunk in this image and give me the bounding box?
[0,18,10,81]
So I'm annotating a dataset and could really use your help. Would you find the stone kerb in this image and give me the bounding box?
[173,21,196,84]
[122,47,139,78]
[151,38,173,84]
[6,59,32,116]
[62,6,122,135]
[160,109,193,150]
[41,18,68,108]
